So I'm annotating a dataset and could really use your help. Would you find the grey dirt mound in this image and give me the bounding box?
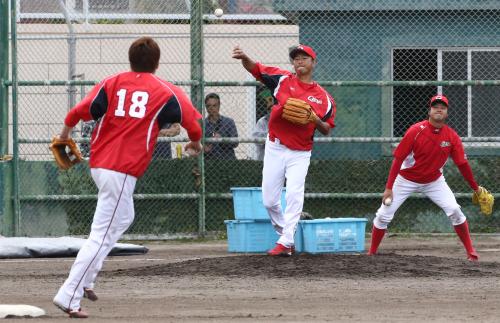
[111,253,500,279]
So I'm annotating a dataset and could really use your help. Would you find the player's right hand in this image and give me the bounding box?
[232,45,247,60]
[185,140,202,157]
[159,123,181,137]
[382,188,393,204]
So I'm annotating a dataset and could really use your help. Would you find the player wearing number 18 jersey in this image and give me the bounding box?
[64,65,201,177]
[53,37,202,318]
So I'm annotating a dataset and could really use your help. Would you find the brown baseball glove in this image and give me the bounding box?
[49,136,83,170]
[282,98,319,125]
[472,186,494,216]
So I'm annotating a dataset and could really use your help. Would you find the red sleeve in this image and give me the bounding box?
[386,157,404,189]
[450,130,468,166]
[184,118,202,142]
[64,82,104,127]
[250,62,292,85]
[171,86,202,142]
[386,125,421,189]
[449,131,478,190]
[393,125,420,160]
[323,93,336,128]
[457,163,479,191]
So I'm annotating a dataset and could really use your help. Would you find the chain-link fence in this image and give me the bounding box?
[1,0,499,238]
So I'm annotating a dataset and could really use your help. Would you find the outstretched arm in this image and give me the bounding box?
[457,162,480,193]
[451,135,479,193]
[232,45,256,73]
[380,157,404,204]
[59,125,73,140]
[385,157,404,190]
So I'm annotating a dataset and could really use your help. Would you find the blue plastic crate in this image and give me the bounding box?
[224,219,304,253]
[231,187,286,220]
[224,219,279,253]
[299,218,367,254]
[294,222,304,253]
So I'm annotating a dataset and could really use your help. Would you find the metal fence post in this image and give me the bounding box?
[10,0,20,236]
[190,0,206,237]
[0,0,14,236]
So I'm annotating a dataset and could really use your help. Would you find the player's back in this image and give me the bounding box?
[89,72,175,177]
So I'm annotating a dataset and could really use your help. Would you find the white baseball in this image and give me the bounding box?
[384,197,392,206]
[214,8,223,17]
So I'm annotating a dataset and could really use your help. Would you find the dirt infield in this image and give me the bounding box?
[2,235,500,322]
[116,253,500,279]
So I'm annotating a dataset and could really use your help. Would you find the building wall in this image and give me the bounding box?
[295,9,500,158]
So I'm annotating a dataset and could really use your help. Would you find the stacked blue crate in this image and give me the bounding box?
[225,187,289,253]
[225,188,367,254]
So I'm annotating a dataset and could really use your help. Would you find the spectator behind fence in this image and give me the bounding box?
[252,89,274,160]
[153,123,181,159]
[203,93,239,159]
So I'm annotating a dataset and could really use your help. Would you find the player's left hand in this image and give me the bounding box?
[472,186,494,216]
[49,135,84,170]
[282,98,319,125]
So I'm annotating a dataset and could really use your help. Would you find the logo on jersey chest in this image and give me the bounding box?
[307,96,322,104]
[440,141,451,148]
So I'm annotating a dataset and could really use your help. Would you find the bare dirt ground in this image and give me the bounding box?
[2,234,500,322]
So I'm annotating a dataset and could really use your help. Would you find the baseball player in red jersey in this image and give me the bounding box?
[53,37,202,318]
[233,44,336,256]
[369,95,481,261]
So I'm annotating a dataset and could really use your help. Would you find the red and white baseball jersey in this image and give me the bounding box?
[65,71,202,177]
[251,63,336,151]
[394,120,467,184]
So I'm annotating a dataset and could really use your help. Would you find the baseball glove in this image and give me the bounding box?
[282,98,318,125]
[49,136,83,170]
[472,186,494,216]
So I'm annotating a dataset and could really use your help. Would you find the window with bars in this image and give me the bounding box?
[392,48,500,138]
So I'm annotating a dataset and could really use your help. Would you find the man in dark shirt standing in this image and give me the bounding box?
[203,93,239,159]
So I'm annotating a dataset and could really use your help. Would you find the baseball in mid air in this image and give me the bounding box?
[384,197,392,206]
[214,8,223,17]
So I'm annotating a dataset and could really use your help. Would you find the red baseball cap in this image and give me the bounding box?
[289,44,317,60]
[429,94,449,108]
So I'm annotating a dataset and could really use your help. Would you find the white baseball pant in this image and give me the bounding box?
[54,168,137,311]
[262,137,311,247]
[374,174,466,229]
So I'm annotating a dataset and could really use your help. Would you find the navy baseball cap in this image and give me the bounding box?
[429,94,449,108]
[289,44,317,60]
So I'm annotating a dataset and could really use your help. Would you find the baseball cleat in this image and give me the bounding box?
[467,251,479,262]
[83,288,98,302]
[53,300,89,318]
[267,243,292,256]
